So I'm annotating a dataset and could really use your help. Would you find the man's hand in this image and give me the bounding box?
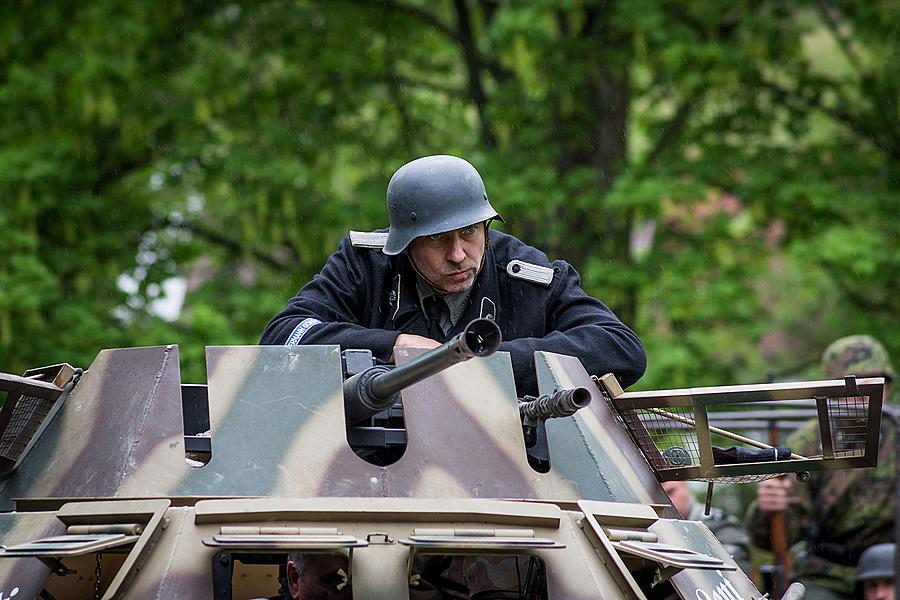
[757,476,794,513]
[393,334,442,356]
[394,334,442,349]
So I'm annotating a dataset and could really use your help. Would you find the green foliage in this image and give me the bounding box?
[1,0,897,389]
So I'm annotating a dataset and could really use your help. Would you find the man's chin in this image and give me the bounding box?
[437,275,475,294]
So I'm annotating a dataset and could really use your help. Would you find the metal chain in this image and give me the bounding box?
[93,552,102,600]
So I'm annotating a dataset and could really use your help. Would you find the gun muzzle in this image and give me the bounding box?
[344,318,502,424]
[519,387,592,425]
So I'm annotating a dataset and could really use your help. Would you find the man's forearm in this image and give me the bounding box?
[499,327,646,397]
[262,314,401,363]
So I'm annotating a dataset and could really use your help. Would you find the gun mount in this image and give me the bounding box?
[343,317,502,424]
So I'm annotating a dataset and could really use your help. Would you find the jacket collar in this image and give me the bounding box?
[389,255,422,327]
[464,241,499,323]
[389,244,500,335]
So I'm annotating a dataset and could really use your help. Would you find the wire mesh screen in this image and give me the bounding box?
[0,394,53,462]
[637,406,701,470]
[603,376,884,484]
[826,396,868,458]
[628,406,779,483]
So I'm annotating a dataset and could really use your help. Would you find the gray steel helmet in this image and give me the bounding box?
[383,155,503,255]
[857,543,895,581]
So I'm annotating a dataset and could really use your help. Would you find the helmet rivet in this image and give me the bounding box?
[391,202,398,209]
[410,211,417,221]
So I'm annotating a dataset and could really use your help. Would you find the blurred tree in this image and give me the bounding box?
[0,0,896,386]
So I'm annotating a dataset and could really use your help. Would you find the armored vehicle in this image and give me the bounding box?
[0,319,885,599]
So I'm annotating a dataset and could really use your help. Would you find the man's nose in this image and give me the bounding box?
[446,235,467,263]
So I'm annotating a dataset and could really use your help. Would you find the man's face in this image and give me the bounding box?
[661,480,693,518]
[407,222,485,294]
[287,555,351,600]
[862,577,895,600]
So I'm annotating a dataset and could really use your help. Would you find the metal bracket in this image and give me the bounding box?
[38,556,76,577]
[366,532,394,545]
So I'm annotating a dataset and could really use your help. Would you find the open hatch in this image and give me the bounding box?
[0,499,169,600]
[577,499,760,600]
[401,527,563,599]
[202,526,366,600]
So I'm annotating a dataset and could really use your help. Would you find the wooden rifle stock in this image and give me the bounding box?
[768,425,792,598]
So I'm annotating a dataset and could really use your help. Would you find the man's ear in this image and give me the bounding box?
[286,560,301,599]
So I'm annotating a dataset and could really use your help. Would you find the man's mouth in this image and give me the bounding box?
[446,269,473,281]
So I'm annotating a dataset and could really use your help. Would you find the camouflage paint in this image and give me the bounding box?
[657,518,763,599]
[0,344,770,598]
[0,346,185,510]
[175,345,357,497]
[0,512,62,597]
[155,497,628,600]
[536,351,675,511]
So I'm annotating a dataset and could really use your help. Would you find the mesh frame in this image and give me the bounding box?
[0,364,73,475]
[0,394,55,462]
[825,396,868,458]
[601,376,885,484]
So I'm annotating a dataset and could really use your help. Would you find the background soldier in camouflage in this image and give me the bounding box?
[662,480,752,574]
[747,335,898,599]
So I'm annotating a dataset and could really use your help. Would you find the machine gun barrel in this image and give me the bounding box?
[519,387,592,449]
[519,387,592,426]
[344,318,502,424]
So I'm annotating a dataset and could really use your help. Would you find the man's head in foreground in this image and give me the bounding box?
[286,553,351,600]
[382,155,502,295]
[857,543,895,600]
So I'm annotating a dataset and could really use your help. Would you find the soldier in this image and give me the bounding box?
[747,335,898,599]
[261,155,646,396]
[662,480,752,574]
[856,543,895,600]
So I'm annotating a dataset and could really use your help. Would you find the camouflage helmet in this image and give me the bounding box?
[857,543,895,582]
[383,155,503,256]
[821,335,896,381]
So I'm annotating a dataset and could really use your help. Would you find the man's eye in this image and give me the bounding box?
[428,233,444,241]
[461,225,477,236]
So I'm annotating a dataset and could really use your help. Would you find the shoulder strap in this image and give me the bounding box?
[349,230,388,249]
[506,259,553,286]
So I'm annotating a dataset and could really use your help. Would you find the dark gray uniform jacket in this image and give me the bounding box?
[260,230,646,396]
